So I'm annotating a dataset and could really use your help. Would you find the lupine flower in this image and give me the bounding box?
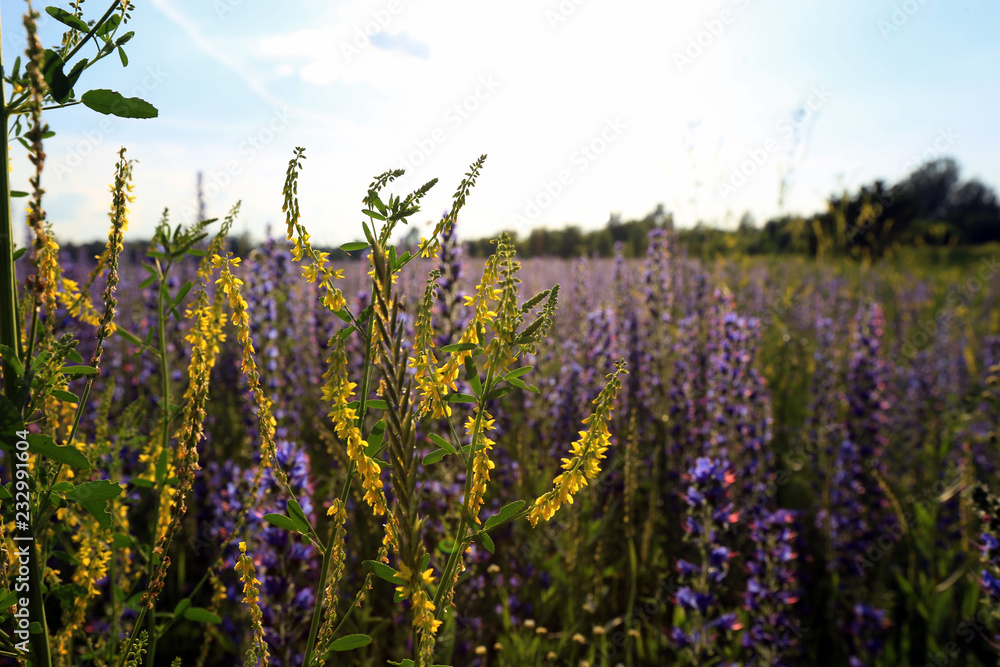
[671,457,741,664]
[742,508,801,666]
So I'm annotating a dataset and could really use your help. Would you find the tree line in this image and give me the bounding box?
[465,157,1000,261]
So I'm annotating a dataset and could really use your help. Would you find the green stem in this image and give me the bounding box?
[0,5,22,401]
[302,296,376,666]
[145,257,173,667]
[433,364,496,619]
[625,539,637,667]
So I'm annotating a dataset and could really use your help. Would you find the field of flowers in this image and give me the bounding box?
[2,3,1000,666]
[2,138,999,666]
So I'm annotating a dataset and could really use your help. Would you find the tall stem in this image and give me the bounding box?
[302,293,376,666]
[146,257,172,667]
[0,7,23,401]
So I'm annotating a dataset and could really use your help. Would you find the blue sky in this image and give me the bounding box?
[3,0,998,246]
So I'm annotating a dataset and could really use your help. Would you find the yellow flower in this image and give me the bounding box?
[529,361,626,527]
[235,542,269,666]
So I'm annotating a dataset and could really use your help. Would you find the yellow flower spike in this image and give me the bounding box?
[212,253,285,486]
[322,337,387,515]
[466,407,498,523]
[529,361,627,527]
[235,542,270,667]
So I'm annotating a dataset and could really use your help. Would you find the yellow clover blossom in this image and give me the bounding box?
[466,408,497,523]
[321,337,387,515]
[235,542,270,667]
[529,361,627,527]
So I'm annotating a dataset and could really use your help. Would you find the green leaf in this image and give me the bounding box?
[328,634,372,651]
[507,377,530,391]
[66,349,85,364]
[361,209,386,221]
[9,192,28,200]
[67,480,123,530]
[130,478,153,488]
[81,89,158,119]
[116,328,145,346]
[365,399,388,410]
[0,589,18,611]
[172,281,194,307]
[438,538,458,554]
[183,607,221,624]
[368,191,387,215]
[51,390,79,403]
[95,13,121,37]
[363,560,401,584]
[484,386,513,401]
[155,446,169,485]
[286,498,313,536]
[505,366,532,380]
[0,485,10,501]
[28,622,42,634]
[464,356,481,395]
[173,598,191,618]
[422,449,449,465]
[364,430,383,456]
[45,7,89,32]
[67,480,124,503]
[340,241,368,252]
[28,434,90,470]
[445,393,478,404]
[61,365,99,377]
[117,46,128,67]
[263,514,298,532]
[50,481,74,493]
[428,434,456,454]
[333,308,351,324]
[440,343,478,353]
[483,500,526,531]
[393,251,411,271]
[479,532,495,554]
[0,345,24,377]
[0,396,23,444]
[42,50,81,104]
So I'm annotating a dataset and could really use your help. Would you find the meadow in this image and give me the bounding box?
[3,155,1000,665]
[2,3,1000,667]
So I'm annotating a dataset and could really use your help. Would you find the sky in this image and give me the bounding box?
[2,0,999,247]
